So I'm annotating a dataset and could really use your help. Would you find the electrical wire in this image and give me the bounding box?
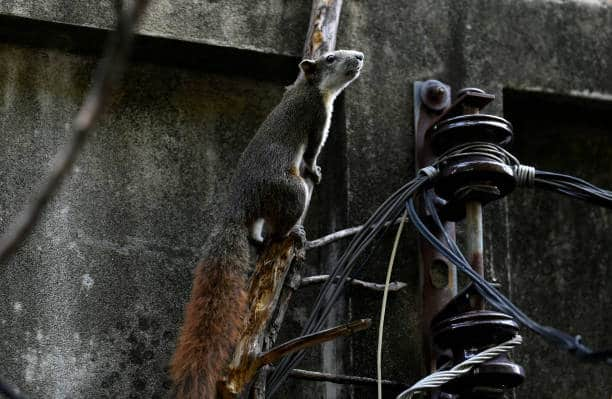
[430,142,612,210]
[268,177,426,395]
[267,174,432,397]
[396,335,523,399]
[377,210,408,399]
[534,170,612,208]
[426,144,612,364]
[434,141,520,168]
[409,192,612,365]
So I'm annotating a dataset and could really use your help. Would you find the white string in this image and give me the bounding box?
[377,210,408,399]
[396,335,523,399]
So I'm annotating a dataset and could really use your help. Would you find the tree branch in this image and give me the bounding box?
[299,275,408,292]
[258,319,371,366]
[305,225,362,249]
[0,0,149,264]
[221,238,302,397]
[305,217,405,250]
[303,0,343,59]
[287,368,408,388]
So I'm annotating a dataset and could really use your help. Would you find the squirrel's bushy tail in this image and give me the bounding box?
[171,222,250,399]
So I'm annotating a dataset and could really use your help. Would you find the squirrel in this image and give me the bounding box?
[169,49,364,398]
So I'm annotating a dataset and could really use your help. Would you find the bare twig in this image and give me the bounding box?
[258,319,371,366]
[222,309,369,397]
[0,376,26,399]
[0,0,149,264]
[253,365,408,395]
[287,368,408,388]
[305,217,405,250]
[299,275,408,292]
[305,225,362,249]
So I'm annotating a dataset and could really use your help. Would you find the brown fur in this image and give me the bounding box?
[170,222,250,399]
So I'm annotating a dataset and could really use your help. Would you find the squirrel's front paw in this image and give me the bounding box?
[306,165,322,184]
[290,224,306,243]
[289,224,307,259]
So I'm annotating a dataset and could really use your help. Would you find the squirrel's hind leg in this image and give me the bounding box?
[262,175,308,244]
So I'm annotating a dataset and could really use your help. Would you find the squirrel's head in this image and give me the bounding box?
[299,50,364,99]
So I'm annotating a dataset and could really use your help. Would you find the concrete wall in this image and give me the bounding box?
[0,1,610,398]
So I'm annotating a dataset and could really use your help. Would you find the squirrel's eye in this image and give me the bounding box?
[326,55,335,63]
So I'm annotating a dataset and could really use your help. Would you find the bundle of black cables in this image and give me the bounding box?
[534,170,612,209]
[266,172,432,396]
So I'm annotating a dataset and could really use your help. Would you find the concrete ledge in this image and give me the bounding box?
[0,14,300,84]
[0,0,311,57]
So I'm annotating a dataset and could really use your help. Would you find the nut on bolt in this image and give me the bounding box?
[420,80,451,112]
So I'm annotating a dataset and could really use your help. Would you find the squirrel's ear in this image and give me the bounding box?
[299,59,316,76]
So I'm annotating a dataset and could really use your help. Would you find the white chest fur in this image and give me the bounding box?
[315,91,336,164]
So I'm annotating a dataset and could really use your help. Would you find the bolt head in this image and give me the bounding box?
[420,80,451,112]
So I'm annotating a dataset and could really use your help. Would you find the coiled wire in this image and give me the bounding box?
[433,141,520,168]
[396,335,523,399]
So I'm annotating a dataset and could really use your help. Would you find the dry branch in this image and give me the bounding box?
[0,0,149,264]
[221,238,302,397]
[300,275,408,292]
[303,0,343,59]
[287,368,407,388]
[258,319,371,366]
[305,225,362,249]
[223,318,370,397]
[305,217,405,250]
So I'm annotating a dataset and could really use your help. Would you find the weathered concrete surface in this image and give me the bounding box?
[0,0,611,398]
[0,0,311,56]
[0,42,285,398]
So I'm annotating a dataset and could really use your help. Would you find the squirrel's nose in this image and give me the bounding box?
[355,52,364,61]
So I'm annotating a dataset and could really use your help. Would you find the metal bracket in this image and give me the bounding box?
[414,80,457,373]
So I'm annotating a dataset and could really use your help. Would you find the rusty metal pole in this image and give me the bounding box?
[414,80,457,373]
[464,200,484,309]
[459,87,486,310]
[420,86,525,398]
